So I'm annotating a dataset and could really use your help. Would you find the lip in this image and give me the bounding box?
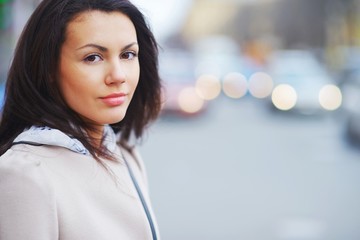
[100,93,127,106]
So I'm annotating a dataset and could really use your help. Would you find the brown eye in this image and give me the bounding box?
[84,54,102,63]
[121,51,137,60]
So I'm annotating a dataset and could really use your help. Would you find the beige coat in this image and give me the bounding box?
[0,143,160,240]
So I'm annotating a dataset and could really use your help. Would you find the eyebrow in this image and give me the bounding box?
[76,42,138,52]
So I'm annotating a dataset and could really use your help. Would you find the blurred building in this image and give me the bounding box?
[0,0,13,83]
[0,0,39,83]
[179,0,360,58]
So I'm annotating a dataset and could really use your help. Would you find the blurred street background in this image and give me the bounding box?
[2,0,360,239]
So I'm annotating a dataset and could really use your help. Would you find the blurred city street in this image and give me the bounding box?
[141,96,360,240]
[2,0,360,239]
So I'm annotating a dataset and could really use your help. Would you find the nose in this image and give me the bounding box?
[105,60,126,85]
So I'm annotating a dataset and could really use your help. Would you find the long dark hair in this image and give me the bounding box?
[0,0,162,159]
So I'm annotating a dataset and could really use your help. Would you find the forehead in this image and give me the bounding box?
[64,10,137,44]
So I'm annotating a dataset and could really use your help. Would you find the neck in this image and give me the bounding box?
[87,125,105,149]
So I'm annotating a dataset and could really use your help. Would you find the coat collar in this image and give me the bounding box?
[13,125,117,155]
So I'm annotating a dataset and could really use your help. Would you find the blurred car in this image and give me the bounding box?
[345,112,360,147]
[159,48,207,117]
[192,35,264,99]
[266,50,342,115]
[338,47,360,115]
[193,35,244,78]
[337,47,360,145]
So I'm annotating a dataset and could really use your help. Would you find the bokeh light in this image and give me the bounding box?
[319,84,342,111]
[195,74,222,100]
[222,72,248,99]
[178,87,205,114]
[248,72,274,99]
[271,84,297,111]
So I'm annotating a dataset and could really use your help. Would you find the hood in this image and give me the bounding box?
[13,125,117,156]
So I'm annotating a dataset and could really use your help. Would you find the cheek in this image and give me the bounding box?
[60,80,83,111]
[59,59,77,86]
[129,63,140,92]
[60,59,98,88]
[59,66,92,105]
[59,72,79,98]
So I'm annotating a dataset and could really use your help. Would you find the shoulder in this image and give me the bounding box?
[0,147,53,196]
[0,147,41,175]
[0,149,58,239]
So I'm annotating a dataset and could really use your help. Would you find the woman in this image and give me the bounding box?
[0,0,162,239]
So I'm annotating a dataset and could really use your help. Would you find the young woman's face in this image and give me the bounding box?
[59,10,139,130]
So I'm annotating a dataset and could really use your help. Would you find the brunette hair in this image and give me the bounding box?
[0,0,161,159]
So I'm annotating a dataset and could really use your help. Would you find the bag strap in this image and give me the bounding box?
[123,157,158,240]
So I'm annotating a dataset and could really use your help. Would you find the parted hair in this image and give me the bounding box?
[0,0,162,159]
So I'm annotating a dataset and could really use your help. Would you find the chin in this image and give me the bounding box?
[107,113,127,124]
[91,109,128,125]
